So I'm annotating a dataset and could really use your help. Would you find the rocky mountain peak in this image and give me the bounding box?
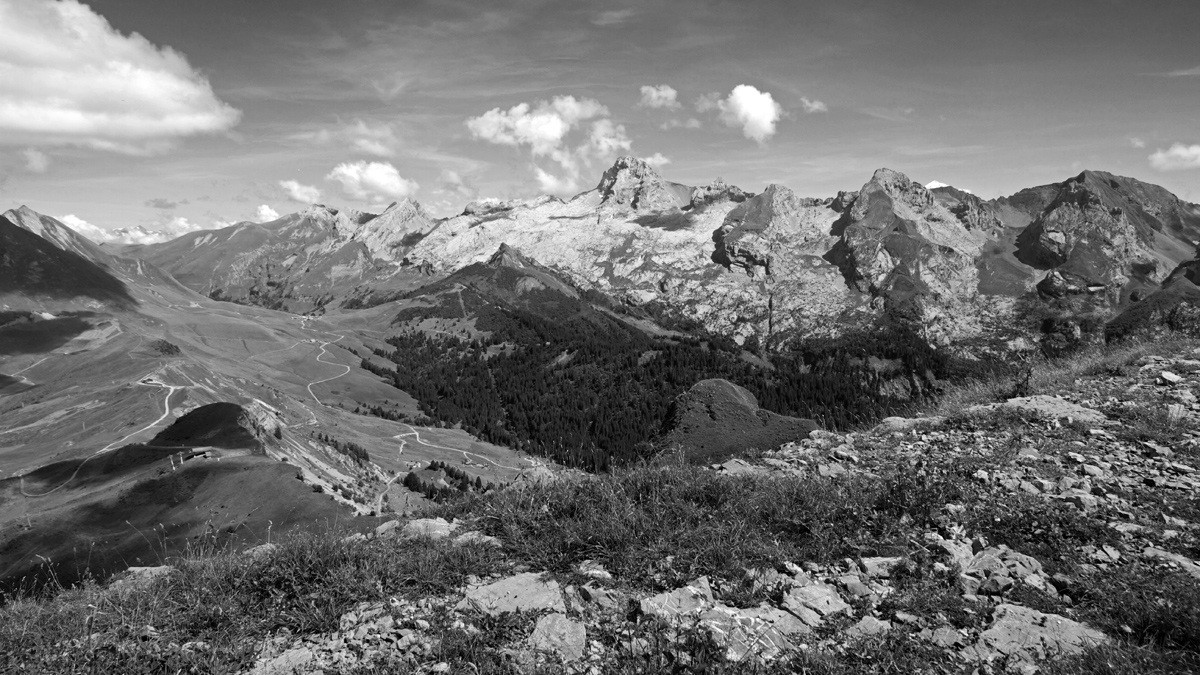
[690,178,749,209]
[596,156,691,211]
[486,243,536,270]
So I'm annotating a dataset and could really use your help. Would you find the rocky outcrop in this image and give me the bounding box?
[713,185,831,277]
[596,156,692,211]
[690,178,749,209]
[659,379,817,462]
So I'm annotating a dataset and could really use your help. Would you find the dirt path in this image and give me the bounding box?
[392,423,526,472]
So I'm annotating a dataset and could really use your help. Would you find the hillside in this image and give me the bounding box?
[4,336,1199,673]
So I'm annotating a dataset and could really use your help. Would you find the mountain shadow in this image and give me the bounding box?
[0,215,135,308]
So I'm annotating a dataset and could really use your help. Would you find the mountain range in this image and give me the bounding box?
[3,156,1200,587]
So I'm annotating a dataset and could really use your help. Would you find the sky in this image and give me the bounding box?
[1,0,1198,243]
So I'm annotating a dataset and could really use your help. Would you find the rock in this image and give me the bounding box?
[248,647,314,675]
[999,395,1107,424]
[456,572,566,616]
[597,156,691,212]
[873,416,945,434]
[858,556,903,579]
[528,613,586,662]
[782,584,851,626]
[698,605,799,662]
[845,616,892,638]
[1142,547,1200,580]
[453,531,501,547]
[374,520,401,538]
[576,559,613,580]
[579,583,624,611]
[1160,371,1184,385]
[242,543,278,560]
[402,517,459,540]
[963,603,1106,664]
[923,626,966,648]
[109,565,173,593]
[640,577,714,619]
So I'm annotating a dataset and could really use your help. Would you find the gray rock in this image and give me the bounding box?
[859,556,903,578]
[248,647,314,675]
[845,616,892,638]
[528,613,586,662]
[963,603,1106,664]
[640,577,714,619]
[783,583,850,626]
[1143,547,1200,580]
[998,395,1107,424]
[456,572,566,616]
[109,565,173,593]
[402,517,459,540]
[698,605,798,662]
[453,531,501,547]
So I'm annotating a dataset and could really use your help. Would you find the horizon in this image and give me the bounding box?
[2,0,1199,244]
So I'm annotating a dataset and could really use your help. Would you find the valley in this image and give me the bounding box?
[3,156,1200,636]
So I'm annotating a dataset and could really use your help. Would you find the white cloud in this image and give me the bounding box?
[711,85,784,143]
[294,119,400,157]
[638,85,681,110]
[326,161,419,203]
[662,118,702,130]
[1129,137,1146,149]
[467,95,631,197]
[22,148,48,172]
[588,119,632,156]
[60,214,115,243]
[799,97,828,113]
[695,92,722,113]
[534,166,578,196]
[60,213,215,245]
[1165,65,1200,77]
[279,179,322,204]
[1150,143,1200,171]
[641,152,671,169]
[256,204,280,222]
[593,9,636,26]
[439,169,477,198]
[924,180,972,194]
[0,0,240,154]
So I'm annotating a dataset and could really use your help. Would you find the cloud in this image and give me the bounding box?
[1165,65,1200,77]
[144,197,185,209]
[661,118,702,130]
[60,214,115,243]
[256,204,280,222]
[641,152,671,169]
[799,97,828,113]
[1150,143,1200,171]
[439,169,477,198]
[22,148,48,172]
[638,85,681,110]
[59,213,214,245]
[0,0,240,154]
[593,9,636,26]
[534,166,578,196]
[279,179,322,204]
[467,95,631,197]
[1129,137,1146,149]
[293,119,400,157]
[701,85,784,143]
[326,161,419,203]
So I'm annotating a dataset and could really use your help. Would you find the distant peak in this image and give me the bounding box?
[597,155,690,211]
[486,243,534,269]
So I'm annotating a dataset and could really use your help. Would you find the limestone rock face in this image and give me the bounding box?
[1016,171,1200,301]
[130,202,435,313]
[691,178,749,209]
[596,156,692,211]
[659,379,817,462]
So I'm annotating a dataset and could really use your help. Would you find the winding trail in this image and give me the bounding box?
[305,337,351,415]
[391,423,525,471]
[21,372,184,498]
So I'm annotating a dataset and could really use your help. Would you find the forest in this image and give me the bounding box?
[360,293,976,472]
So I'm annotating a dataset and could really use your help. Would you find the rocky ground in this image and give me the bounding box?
[4,339,1200,674]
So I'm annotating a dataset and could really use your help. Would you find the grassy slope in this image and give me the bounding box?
[4,338,1200,673]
